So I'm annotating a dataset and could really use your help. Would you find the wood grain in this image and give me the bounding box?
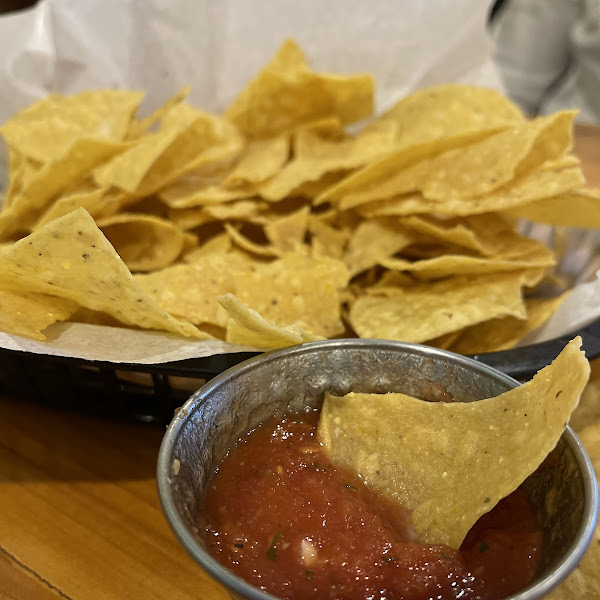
[0,395,231,600]
[575,123,600,187]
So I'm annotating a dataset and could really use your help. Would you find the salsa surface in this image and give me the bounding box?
[202,411,542,600]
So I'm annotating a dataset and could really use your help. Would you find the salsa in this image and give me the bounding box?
[202,411,542,600]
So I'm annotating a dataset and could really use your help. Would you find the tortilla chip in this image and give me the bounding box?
[316,129,504,207]
[396,214,519,257]
[136,254,252,327]
[96,213,186,272]
[0,90,143,163]
[203,199,268,222]
[370,84,524,145]
[264,205,310,253]
[309,219,349,259]
[450,295,568,354]
[183,233,232,262]
[224,134,290,186]
[2,149,24,209]
[224,222,280,257]
[318,338,589,547]
[569,376,600,434]
[357,167,585,218]
[225,39,374,139]
[0,208,205,338]
[507,187,600,228]
[344,219,415,277]
[257,124,397,201]
[232,253,349,337]
[34,187,109,228]
[349,272,530,342]
[94,103,242,195]
[380,247,555,281]
[425,330,464,350]
[0,138,129,239]
[0,289,79,340]
[218,292,323,348]
[329,111,575,209]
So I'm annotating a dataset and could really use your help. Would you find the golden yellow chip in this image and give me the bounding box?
[330,111,576,210]
[316,129,506,207]
[34,187,108,228]
[344,219,415,277]
[318,338,589,547]
[0,90,143,163]
[0,138,129,239]
[369,84,524,147]
[2,149,24,209]
[0,208,205,338]
[136,254,252,327]
[264,205,309,253]
[202,199,268,222]
[232,252,349,337]
[257,124,397,202]
[94,103,242,195]
[225,39,374,139]
[183,233,232,261]
[309,219,349,259]
[224,134,290,187]
[218,292,323,349]
[357,167,585,218]
[349,272,530,342]
[449,295,568,354]
[0,289,78,340]
[397,214,517,257]
[507,187,600,228]
[380,246,555,281]
[224,222,280,257]
[96,213,186,272]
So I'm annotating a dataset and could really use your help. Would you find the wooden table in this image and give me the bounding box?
[575,123,600,187]
[1,126,600,600]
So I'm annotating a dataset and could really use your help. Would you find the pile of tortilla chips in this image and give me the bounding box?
[1,39,599,595]
[1,38,600,350]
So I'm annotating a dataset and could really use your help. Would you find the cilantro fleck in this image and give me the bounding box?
[266,533,281,561]
[234,543,244,549]
[305,569,314,580]
[440,552,451,561]
[345,484,358,491]
[479,540,490,553]
[381,555,397,564]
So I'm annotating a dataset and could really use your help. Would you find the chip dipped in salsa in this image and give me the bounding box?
[201,411,542,600]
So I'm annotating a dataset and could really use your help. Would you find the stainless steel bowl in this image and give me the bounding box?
[157,339,598,600]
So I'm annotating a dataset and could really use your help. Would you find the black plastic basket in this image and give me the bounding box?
[2,318,599,425]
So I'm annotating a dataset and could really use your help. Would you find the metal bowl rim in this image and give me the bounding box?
[157,338,599,600]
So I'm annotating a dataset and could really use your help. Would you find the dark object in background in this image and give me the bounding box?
[489,0,508,24]
[0,0,37,14]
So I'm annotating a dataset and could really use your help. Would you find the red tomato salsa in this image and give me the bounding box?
[202,410,542,600]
